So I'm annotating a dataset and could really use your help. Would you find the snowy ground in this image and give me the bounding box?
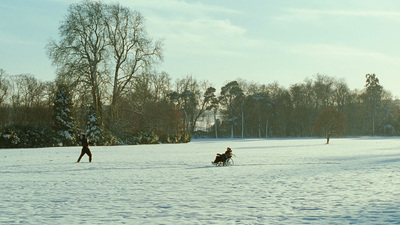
[1,137,400,224]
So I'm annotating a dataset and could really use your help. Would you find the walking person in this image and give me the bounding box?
[77,134,92,163]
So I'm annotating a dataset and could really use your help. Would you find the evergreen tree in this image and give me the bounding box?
[220,81,244,138]
[365,74,383,135]
[204,87,219,138]
[53,84,76,146]
[86,106,104,144]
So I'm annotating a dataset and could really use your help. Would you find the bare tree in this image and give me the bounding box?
[204,87,219,138]
[8,74,51,126]
[313,74,334,109]
[189,81,215,133]
[10,75,46,107]
[172,76,200,132]
[47,1,107,112]
[151,71,172,101]
[105,4,163,121]
[47,1,162,126]
[314,108,346,144]
[0,69,9,106]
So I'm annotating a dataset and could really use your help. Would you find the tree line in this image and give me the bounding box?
[197,73,399,139]
[1,0,399,147]
[1,68,399,145]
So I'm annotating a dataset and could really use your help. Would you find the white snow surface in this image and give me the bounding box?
[1,137,400,224]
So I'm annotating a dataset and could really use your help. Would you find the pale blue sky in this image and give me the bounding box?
[1,0,400,97]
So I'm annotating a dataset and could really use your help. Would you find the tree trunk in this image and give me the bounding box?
[90,63,102,114]
[184,110,189,131]
[111,66,120,123]
[214,109,218,139]
[326,132,330,144]
[372,114,375,136]
[241,110,244,138]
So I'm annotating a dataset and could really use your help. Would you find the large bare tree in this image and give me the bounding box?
[0,69,9,106]
[47,1,109,113]
[105,4,163,121]
[47,0,162,123]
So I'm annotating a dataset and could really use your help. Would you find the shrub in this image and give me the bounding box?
[127,130,191,144]
[175,131,192,143]
[0,125,57,148]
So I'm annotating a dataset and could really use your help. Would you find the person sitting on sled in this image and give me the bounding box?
[212,147,233,164]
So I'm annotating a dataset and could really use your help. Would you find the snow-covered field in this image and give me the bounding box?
[1,137,400,224]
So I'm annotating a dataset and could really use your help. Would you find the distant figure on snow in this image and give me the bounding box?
[212,147,233,165]
[77,134,92,163]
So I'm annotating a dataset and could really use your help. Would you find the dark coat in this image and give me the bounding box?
[81,136,89,148]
